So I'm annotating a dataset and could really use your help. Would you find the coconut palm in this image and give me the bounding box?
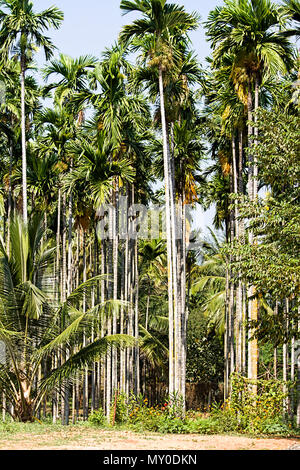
[0,215,133,422]
[0,0,64,223]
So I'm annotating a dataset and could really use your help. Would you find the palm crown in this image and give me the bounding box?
[0,0,63,59]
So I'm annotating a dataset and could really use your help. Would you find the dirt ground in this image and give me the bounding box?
[0,428,299,450]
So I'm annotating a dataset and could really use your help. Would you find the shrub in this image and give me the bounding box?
[88,408,107,427]
[189,417,220,434]
[111,392,129,425]
[259,418,292,436]
[211,373,295,435]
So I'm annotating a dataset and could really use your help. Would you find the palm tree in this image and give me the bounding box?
[80,43,152,410]
[43,53,98,107]
[282,0,300,35]
[205,0,295,390]
[192,231,226,335]
[205,0,295,201]
[0,0,64,223]
[66,133,135,211]
[0,215,134,422]
[131,42,204,402]
[119,0,199,400]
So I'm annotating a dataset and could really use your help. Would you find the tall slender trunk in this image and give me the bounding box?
[61,193,67,304]
[120,236,126,394]
[127,189,134,394]
[124,218,129,396]
[91,234,97,412]
[67,162,73,297]
[7,135,13,255]
[158,66,174,396]
[180,190,187,407]
[232,134,243,373]
[296,305,300,427]
[169,122,179,398]
[101,240,106,412]
[247,79,258,393]
[112,179,119,395]
[283,299,289,417]
[134,232,140,396]
[60,192,67,423]
[106,221,113,419]
[82,230,89,420]
[224,262,230,401]
[20,54,27,224]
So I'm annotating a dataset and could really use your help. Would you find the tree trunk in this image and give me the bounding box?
[224,263,230,401]
[134,234,140,396]
[232,134,243,374]
[20,55,27,224]
[67,163,73,297]
[158,65,175,397]
[82,230,89,420]
[283,299,289,417]
[7,135,13,255]
[296,306,300,427]
[180,190,187,407]
[247,79,258,394]
[112,179,119,395]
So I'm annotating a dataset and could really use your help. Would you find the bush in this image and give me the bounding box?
[210,405,241,433]
[260,419,292,436]
[209,374,295,436]
[124,393,221,434]
[188,417,220,434]
[110,392,129,425]
[87,385,297,437]
[88,408,107,427]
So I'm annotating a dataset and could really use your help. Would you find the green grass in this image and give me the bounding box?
[0,420,88,438]
[0,415,299,442]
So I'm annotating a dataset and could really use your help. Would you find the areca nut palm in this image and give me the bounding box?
[205,0,295,199]
[205,0,295,389]
[43,53,98,108]
[0,0,64,223]
[119,0,199,399]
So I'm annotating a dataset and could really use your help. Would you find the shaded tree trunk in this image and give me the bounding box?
[20,54,27,224]
[158,65,175,396]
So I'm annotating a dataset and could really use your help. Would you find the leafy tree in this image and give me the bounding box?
[232,108,300,308]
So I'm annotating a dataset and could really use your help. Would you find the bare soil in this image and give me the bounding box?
[0,428,299,450]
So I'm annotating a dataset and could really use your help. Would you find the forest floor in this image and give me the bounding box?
[0,424,299,450]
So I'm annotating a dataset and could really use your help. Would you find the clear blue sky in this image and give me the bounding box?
[36,0,224,67]
[36,0,224,235]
